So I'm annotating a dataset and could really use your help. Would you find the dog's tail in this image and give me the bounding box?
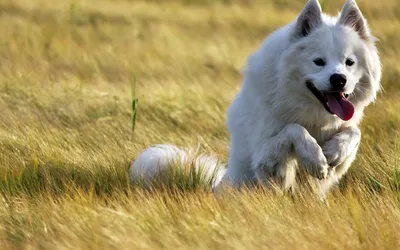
[130,144,227,189]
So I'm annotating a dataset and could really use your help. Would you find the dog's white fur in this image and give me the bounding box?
[130,0,381,197]
[131,144,227,189]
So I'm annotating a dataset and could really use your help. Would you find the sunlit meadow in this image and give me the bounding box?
[0,0,400,249]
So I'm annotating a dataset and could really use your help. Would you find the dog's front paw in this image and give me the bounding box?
[307,162,329,180]
[301,148,329,180]
[323,130,360,167]
[297,137,329,180]
[323,139,344,167]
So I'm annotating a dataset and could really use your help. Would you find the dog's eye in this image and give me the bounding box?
[346,58,355,66]
[313,58,326,67]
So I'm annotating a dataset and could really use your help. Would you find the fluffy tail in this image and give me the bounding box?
[130,144,227,189]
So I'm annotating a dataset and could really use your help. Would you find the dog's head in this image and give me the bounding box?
[280,0,381,122]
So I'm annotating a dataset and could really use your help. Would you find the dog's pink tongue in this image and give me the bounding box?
[326,94,355,121]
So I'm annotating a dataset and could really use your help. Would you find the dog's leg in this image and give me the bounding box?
[252,124,329,190]
[213,135,254,196]
[319,126,361,196]
[322,126,361,168]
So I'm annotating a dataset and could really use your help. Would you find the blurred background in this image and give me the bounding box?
[0,0,400,248]
[2,0,398,150]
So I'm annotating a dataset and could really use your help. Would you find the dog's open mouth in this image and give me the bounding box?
[306,81,354,121]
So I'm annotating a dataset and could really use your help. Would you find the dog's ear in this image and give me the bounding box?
[294,0,323,38]
[339,0,370,40]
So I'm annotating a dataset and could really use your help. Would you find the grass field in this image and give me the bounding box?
[1,0,400,249]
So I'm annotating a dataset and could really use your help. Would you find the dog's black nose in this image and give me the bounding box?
[330,74,347,90]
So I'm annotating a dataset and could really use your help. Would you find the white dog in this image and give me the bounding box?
[130,0,381,197]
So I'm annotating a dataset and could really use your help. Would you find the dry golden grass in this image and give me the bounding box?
[1,0,400,249]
